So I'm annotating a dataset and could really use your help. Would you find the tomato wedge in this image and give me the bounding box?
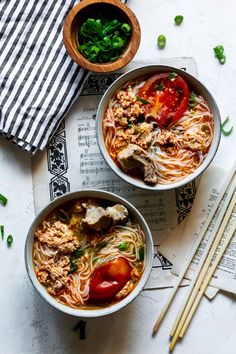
[138,73,189,127]
[89,257,132,301]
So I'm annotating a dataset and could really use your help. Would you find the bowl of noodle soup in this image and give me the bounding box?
[97,65,221,190]
[25,190,153,317]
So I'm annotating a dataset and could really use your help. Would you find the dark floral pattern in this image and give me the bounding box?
[176,181,196,223]
[47,121,70,200]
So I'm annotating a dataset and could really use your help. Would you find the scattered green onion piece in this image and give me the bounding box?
[219,55,226,64]
[70,259,78,273]
[73,248,84,258]
[127,123,133,128]
[168,72,177,80]
[0,194,8,206]
[139,246,145,261]
[0,225,4,240]
[213,45,226,65]
[154,83,165,91]
[7,234,13,246]
[110,52,119,62]
[57,209,70,224]
[93,256,99,263]
[112,35,124,49]
[188,91,197,109]
[136,96,150,104]
[121,23,131,34]
[157,34,166,49]
[118,242,128,251]
[221,116,233,136]
[174,15,184,25]
[213,45,224,57]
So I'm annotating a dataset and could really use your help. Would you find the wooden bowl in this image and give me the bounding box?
[63,0,141,73]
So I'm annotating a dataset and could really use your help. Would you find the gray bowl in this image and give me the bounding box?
[25,189,154,317]
[96,65,221,190]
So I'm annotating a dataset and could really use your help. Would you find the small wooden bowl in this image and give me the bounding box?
[63,0,141,73]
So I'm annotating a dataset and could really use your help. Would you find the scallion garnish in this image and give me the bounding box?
[213,45,226,65]
[118,242,128,251]
[188,91,197,109]
[57,209,70,224]
[138,246,145,261]
[174,15,184,25]
[72,248,84,258]
[221,116,233,136]
[70,259,78,273]
[136,96,150,104]
[154,83,165,91]
[168,72,177,80]
[78,17,131,63]
[7,234,13,246]
[0,225,4,240]
[0,194,8,206]
[157,34,166,49]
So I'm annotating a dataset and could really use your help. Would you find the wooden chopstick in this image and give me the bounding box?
[169,173,236,338]
[152,169,236,335]
[169,185,236,351]
[179,203,236,338]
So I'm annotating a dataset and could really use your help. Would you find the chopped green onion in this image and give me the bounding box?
[93,256,99,263]
[168,72,177,80]
[70,259,78,273]
[57,209,70,224]
[121,23,131,34]
[0,225,4,240]
[174,15,184,25]
[157,34,166,49]
[139,246,145,261]
[0,194,8,206]
[72,248,84,258]
[219,55,226,64]
[7,234,13,246]
[127,123,133,128]
[112,35,124,49]
[136,96,150,104]
[154,83,165,91]
[189,91,197,109]
[78,17,132,63]
[118,242,128,251]
[221,116,233,136]
[213,45,226,65]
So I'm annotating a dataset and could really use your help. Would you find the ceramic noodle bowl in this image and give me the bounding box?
[96,65,221,191]
[25,190,153,317]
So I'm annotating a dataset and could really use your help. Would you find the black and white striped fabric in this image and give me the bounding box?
[0,0,126,154]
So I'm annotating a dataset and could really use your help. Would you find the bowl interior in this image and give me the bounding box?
[75,3,132,55]
[25,190,154,317]
[96,65,221,191]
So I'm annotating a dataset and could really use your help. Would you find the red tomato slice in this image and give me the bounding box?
[138,73,189,127]
[89,257,132,301]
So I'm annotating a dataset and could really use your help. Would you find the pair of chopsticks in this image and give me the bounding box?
[153,169,236,351]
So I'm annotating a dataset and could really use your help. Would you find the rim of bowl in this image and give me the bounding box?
[25,189,154,317]
[96,64,222,191]
[63,0,141,73]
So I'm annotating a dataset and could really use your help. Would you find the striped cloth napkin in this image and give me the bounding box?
[0,0,126,154]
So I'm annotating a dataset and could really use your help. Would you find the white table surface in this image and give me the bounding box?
[0,0,236,353]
